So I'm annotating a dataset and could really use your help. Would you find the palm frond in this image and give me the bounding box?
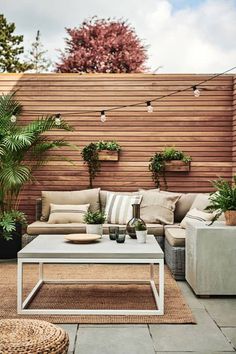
[23,115,74,136]
[0,164,31,191]
[0,92,22,120]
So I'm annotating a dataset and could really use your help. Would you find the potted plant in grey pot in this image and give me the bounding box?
[135,220,148,243]
[0,92,74,258]
[84,210,106,235]
[205,176,236,225]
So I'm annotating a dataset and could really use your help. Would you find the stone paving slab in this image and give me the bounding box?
[75,326,155,354]
[149,308,234,352]
[177,281,205,309]
[199,298,236,327]
[56,324,78,354]
[221,327,236,350]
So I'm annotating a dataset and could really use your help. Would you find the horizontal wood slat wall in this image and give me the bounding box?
[233,76,236,176]
[0,73,233,222]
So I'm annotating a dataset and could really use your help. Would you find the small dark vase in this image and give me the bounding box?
[126,204,146,239]
[0,223,22,259]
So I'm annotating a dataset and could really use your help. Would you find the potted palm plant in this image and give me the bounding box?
[84,210,106,236]
[205,176,236,225]
[0,92,74,258]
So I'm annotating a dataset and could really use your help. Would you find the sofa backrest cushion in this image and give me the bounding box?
[41,188,100,221]
[174,193,199,222]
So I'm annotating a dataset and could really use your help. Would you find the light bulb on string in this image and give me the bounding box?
[192,86,201,97]
[10,115,17,123]
[100,110,106,123]
[55,113,61,126]
[146,101,153,113]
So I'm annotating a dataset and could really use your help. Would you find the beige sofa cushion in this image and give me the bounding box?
[27,221,164,237]
[190,193,210,211]
[180,208,214,228]
[165,227,186,247]
[41,188,100,221]
[139,190,180,224]
[48,203,89,224]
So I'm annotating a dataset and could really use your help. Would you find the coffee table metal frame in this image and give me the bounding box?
[17,246,164,316]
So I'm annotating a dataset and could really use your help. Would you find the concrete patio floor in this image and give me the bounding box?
[58,281,236,354]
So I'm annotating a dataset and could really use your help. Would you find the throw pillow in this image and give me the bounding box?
[190,193,210,211]
[180,208,215,228]
[48,204,90,224]
[104,193,142,224]
[139,190,180,224]
[41,188,100,221]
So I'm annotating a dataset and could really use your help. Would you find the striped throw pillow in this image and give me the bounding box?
[180,208,214,228]
[48,203,90,224]
[105,193,142,224]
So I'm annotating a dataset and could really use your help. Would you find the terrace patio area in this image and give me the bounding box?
[0,72,236,353]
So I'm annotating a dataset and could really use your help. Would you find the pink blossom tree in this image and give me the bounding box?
[56,18,148,73]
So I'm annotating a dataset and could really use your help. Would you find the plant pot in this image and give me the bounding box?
[98,150,119,161]
[136,230,147,243]
[224,211,236,226]
[165,160,190,172]
[86,224,103,236]
[0,223,22,259]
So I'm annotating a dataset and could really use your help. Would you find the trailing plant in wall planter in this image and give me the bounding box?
[0,92,74,258]
[81,140,121,188]
[149,147,192,190]
[96,140,121,161]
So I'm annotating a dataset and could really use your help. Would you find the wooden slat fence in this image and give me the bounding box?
[0,73,234,222]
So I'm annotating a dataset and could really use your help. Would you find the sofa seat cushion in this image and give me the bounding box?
[27,222,164,237]
[165,227,186,247]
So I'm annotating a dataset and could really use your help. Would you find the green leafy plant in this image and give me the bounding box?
[81,140,121,188]
[0,92,74,240]
[83,210,106,224]
[134,220,147,231]
[81,143,100,189]
[0,211,27,240]
[96,140,121,151]
[149,147,191,189]
[205,176,236,223]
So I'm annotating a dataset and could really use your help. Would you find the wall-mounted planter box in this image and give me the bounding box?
[98,150,119,161]
[165,160,191,172]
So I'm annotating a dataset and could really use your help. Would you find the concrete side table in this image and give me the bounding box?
[186,221,236,295]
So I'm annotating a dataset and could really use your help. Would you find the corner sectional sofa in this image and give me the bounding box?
[25,189,213,280]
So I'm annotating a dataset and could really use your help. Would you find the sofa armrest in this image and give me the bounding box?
[36,198,42,220]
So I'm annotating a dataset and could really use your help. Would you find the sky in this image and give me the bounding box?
[1,0,236,73]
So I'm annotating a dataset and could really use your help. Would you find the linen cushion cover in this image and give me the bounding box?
[180,208,215,228]
[139,189,180,224]
[47,203,89,224]
[100,190,140,211]
[41,188,100,221]
[104,192,142,224]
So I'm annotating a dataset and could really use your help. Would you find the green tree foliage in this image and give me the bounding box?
[0,14,32,72]
[26,30,51,72]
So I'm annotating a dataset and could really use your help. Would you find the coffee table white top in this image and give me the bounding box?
[18,234,163,259]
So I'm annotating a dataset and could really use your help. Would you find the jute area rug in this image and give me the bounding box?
[0,262,195,324]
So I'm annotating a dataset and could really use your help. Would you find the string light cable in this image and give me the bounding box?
[20,65,236,119]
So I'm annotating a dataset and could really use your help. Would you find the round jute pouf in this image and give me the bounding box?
[0,319,69,354]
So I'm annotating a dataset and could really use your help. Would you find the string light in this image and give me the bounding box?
[55,113,61,126]
[10,115,17,123]
[21,65,236,120]
[192,85,201,97]
[146,101,154,113]
[100,110,106,123]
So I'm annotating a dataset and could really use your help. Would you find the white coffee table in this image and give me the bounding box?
[17,234,164,315]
